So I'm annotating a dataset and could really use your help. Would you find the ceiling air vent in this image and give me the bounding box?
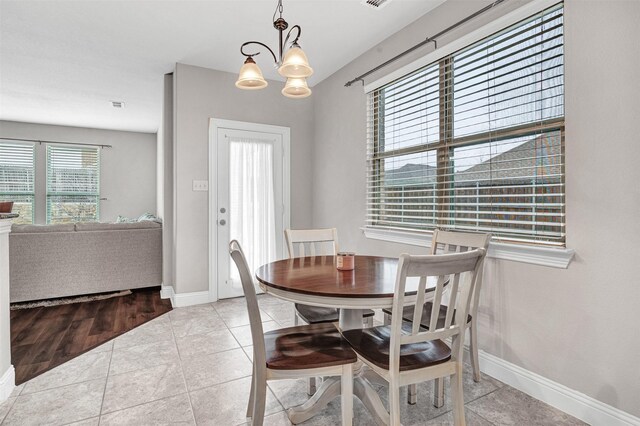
[110,101,125,108]
[361,0,392,10]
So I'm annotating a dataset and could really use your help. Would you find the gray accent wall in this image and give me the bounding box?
[171,64,314,295]
[0,120,157,223]
[311,0,640,418]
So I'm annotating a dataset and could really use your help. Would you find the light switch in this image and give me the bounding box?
[192,180,209,191]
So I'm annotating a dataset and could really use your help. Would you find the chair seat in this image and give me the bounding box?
[341,325,451,372]
[382,302,472,329]
[295,303,374,324]
[264,323,357,370]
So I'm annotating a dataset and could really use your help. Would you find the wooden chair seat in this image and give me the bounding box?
[265,323,357,370]
[294,303,374,324]
[342,325,451,372]
[383,302,472,330]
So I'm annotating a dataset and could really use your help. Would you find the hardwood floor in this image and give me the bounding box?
[10,287,172,385]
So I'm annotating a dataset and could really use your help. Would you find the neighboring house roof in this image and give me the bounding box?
[383,134,562,187]
[456,135,562,185]
[384,162,437,186]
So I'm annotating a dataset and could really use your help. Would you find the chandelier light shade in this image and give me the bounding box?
[235,57,268,90]
[282,77,311,98]
[236,0,313,98]
[278,43,313,78]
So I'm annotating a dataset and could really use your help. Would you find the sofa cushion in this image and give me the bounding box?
[11,224,76,233]
[75,221,161,231]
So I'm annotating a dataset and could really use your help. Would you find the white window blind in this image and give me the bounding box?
[46,145,100,224]
[366,3,564,246]
[0,141,35,224]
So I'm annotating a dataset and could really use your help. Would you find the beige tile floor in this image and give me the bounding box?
[0,295,587,425]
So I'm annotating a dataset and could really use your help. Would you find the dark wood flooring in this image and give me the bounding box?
[10,287,172,385]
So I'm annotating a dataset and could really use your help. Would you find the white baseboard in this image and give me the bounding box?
[0,365,15,403]
[478,350,640,426]
[161,286,211,308]
[160,285,174,301]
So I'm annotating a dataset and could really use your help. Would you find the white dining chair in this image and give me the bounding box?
[285,228,374,326]
[383,229,491,405]
[229,240,356,426]
[343,248,486,426]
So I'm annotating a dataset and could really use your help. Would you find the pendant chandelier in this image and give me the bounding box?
[235,0,313,98]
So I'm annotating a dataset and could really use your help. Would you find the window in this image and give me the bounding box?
[0,141,35,224]
[46,145,100,224]
[367,4,564,246]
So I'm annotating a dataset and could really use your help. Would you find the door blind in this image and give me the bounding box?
[46,145,100,224]
[0,141,35,224]
[366,3,565,246]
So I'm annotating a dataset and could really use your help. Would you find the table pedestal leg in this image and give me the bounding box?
[339,309,363,330]
[286,309,391,425]
[287,374,389,426]
[287,377,340,424]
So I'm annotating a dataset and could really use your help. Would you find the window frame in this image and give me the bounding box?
[0,141,36,224]
[45,144,101,224]
[363,0,574,268]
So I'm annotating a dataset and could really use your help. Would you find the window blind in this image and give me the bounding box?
[0,141,35,224]
[46,145,100,224]
[366,3,564,246]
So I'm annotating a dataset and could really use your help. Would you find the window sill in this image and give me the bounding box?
[361,227,575,269]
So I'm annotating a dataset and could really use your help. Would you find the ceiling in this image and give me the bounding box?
[0,0,445,133]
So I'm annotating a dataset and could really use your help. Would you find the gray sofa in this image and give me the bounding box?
[9,221,162,303]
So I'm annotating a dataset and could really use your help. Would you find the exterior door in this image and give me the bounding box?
[214,123,289,299]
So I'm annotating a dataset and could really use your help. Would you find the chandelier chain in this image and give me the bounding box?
[273,0,284,22]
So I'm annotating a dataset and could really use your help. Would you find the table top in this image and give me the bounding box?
[256,255,446,309]
[256,255,435,299]
[256,255,397,298]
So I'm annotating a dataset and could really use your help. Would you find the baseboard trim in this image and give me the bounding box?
[0,365,15,403]
[478,350,640,426]
[160,285,174,301]
[170,290,210,308]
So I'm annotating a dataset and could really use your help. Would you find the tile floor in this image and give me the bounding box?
[0,295,587,425]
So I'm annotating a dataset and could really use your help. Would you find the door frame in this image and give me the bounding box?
[208,118,291,302]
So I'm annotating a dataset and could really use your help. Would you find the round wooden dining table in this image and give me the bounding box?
[255,254,439,425]
[256,255,404,329]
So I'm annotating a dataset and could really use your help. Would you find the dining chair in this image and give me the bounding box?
[229,240,356,426]
[342,248,486,426]
[285,228,374,395]
[285,228,341,324]
[285,228,375,327]
[383,229,491,405]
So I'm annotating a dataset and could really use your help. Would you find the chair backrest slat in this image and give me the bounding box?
[411,276,427,334]
[430,229,491,314]
[428,275,445,332]
[391,249,486,363]
[431,229,490,255]
[285,228,338,259]
[229,240,267,368]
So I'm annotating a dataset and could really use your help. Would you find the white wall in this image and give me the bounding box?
[312,0,640,418]
[172,63,314,295]
[0,221,13,402]
[0,120,157,223]
[160,73,175,291]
